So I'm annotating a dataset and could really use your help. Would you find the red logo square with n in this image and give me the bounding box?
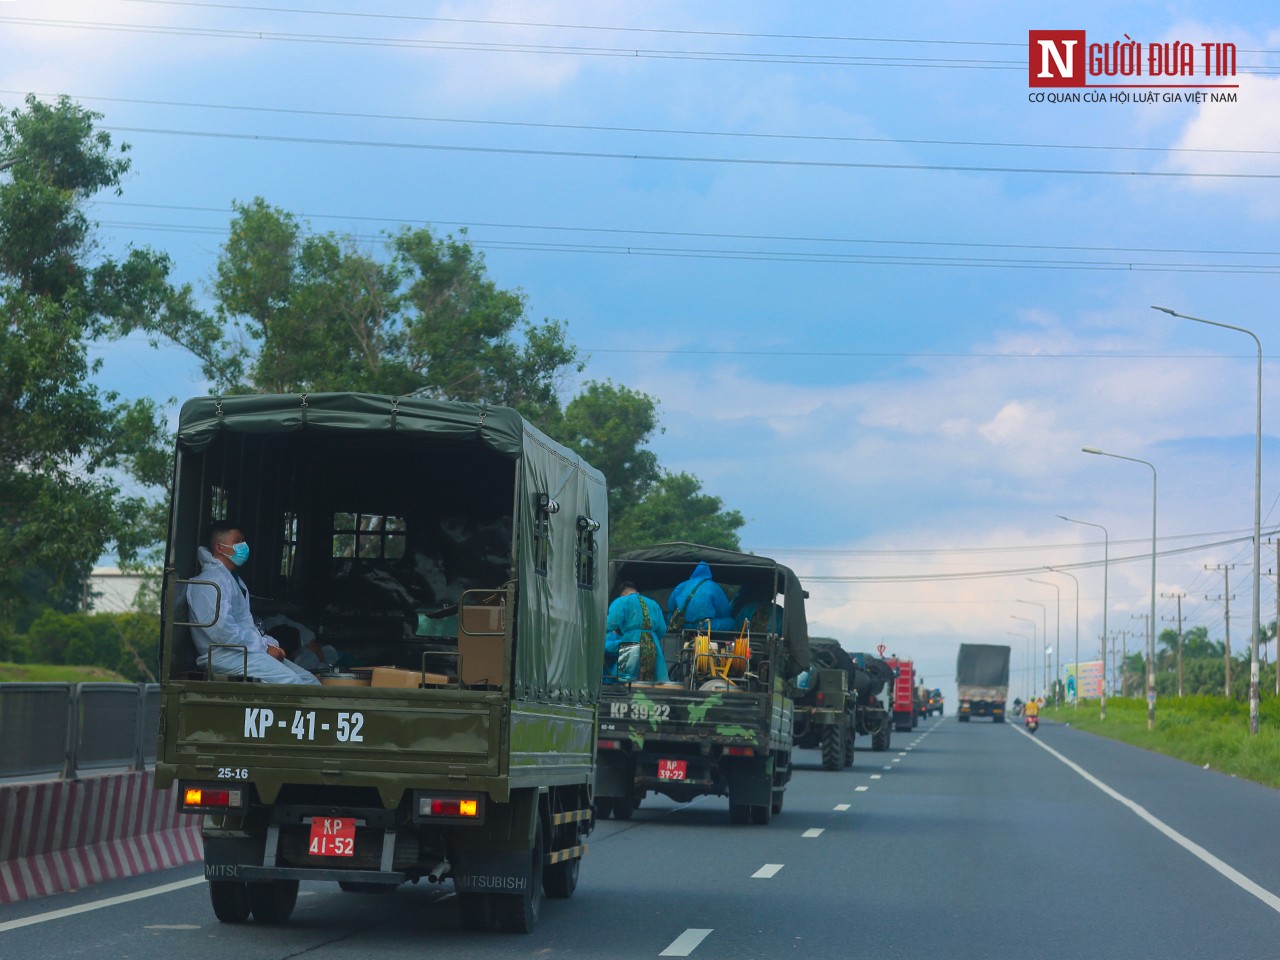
[1029,30,1086,87]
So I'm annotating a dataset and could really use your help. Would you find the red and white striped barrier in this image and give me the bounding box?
[0,771,202,904]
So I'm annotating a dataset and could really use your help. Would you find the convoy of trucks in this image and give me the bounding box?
[155,393,608,932]
[151,392,984,935]
[955,643,1011,722]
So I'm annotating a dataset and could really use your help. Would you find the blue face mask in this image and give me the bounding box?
[222,541,250,567]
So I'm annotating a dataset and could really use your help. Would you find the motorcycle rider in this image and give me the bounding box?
[1024,697,1040,726]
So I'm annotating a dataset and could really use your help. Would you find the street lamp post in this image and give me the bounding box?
[1083,446,1158,731]
[1017,600,1048,699]
[1029,577,1062,703]
[1007,632,1031,707]
[1058,515,1109,720]
[1047,567,1079,709]
[1153,305,1263,736]
[1011,615,1038,701]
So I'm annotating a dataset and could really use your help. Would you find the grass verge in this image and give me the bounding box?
[0,662,129,683]
[1043,696,1280,789]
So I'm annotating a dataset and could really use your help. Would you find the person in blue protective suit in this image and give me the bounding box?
[728,589,784,635]
[666,561,734,632]
[604,583,669,683]
[186,522,320,684]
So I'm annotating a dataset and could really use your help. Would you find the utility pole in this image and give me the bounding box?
[1207,563,1236,698]
[1162,591,1186,698]
[1130,615,1151,698]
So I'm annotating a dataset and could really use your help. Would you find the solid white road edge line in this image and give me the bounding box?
[0,876,207,933]
[752,864,784,879]
[661,928,714,956]
[1016,726,1280,914]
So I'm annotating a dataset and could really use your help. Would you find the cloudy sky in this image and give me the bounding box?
[5,0,1279,700]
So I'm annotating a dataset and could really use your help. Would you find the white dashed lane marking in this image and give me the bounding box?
[661,929,714,957]
[752,864,784,879]
[855,786,869,792]
[802,828,825,838]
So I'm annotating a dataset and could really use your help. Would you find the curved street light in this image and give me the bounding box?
[1058,514,1109,720]
[1029,577,1062,703]
[1154,305,1263,735]
[1083,446,1157,731]
[1047,567,1080,710]
[1011,614,1038,701]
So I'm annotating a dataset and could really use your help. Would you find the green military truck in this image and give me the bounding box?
[154,393,608,933]
[848,651,895,751]
[792,638,857,770]
[595,544,810,825]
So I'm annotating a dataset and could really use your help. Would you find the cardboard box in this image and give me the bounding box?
[460,604,505,635]
[458,635,504,686]
[369,666,450,689]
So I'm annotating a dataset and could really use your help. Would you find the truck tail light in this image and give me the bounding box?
[180,784,245,812]
[598,738,622,750]
[725,746,754,757]
[414,792,485,823]
[816,692,825,706]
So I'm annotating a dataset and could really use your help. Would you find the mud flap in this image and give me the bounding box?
[452,788,538,893]
[725,755,772,807]
[594,750,633,799]
[203,833,268,881]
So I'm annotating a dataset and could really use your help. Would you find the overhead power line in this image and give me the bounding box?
[794,529,1280,583]
[6,14,1280,73]
[98,124,1280,181]
[11,90,1280,158]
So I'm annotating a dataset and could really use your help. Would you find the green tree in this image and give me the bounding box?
[213,200,579,417]
[555,380,662,527]
[0,95,221,622]
[612,471,744,552]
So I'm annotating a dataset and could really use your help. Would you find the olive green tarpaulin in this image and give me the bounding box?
[608,542,811,678]
[176,393,608,704]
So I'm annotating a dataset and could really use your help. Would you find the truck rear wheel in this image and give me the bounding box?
[821,727,842,770]
[872,721,890,751]
[770,789,784,815]
[209,880,250,923]
[750,803,771,825]
[495,823,544,933]
[543,855,579,899]
[843,727,854,767]
[611,797,635,821]
[246,879,298,924]
[729,803,751,824]
[594,798,613,820]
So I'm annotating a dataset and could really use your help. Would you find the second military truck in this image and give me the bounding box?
[595,544,811,824]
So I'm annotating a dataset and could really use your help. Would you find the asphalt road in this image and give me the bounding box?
[4,715,1279,959]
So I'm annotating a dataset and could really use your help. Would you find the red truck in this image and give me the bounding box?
[883,654,917,732]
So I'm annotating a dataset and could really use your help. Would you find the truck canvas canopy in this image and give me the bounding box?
[608,542,810,678]
[167,392,607,703]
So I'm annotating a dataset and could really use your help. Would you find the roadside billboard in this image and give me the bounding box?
[1064,661,1105,701]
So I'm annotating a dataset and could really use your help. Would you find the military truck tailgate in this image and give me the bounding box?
[160,685,505,802]
[598,686,767,747]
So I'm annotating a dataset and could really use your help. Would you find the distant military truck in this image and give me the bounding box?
[154,393,608,933]
[914,684,930,722]
[848,651,895,751]
[595,544,811,825]
[928,689,944,716]
[956,643,1011,723]
[792,638,856,770]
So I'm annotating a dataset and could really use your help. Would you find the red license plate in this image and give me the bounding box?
[657,759,687,781]
[308,817,356,857]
